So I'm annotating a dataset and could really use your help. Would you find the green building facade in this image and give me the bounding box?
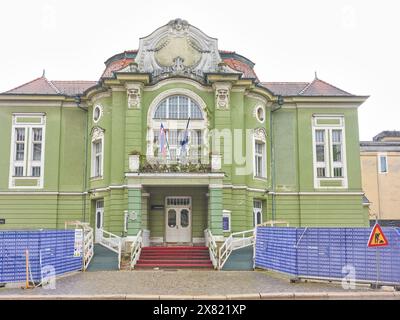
[0,19,369,244]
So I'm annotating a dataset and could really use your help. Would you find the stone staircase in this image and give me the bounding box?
[134,246,213,269]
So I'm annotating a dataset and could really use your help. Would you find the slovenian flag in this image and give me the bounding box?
[180,117,190,158]
[159,123,167,158]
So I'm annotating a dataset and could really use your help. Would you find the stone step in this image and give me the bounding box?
[140,255,210,259]
[135,262,213,269]
[138,259,212,265]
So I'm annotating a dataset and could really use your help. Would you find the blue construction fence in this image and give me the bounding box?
[0,230,83,283]
[255,227,400,285]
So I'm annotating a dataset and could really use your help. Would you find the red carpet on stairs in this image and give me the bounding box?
[135,246,213,269]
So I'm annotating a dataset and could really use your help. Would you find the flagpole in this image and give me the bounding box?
[180,117,191,163]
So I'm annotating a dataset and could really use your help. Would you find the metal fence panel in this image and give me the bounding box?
[0,230,83,283]
[255,226,400,285]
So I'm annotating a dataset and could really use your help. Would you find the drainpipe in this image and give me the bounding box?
[269,95,284,222]
[75,95,89,222]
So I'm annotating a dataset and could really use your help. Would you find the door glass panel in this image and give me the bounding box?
[168,209,176,228]
[256,211,262,225]
[96,212,101,229]
[180,209,189,228]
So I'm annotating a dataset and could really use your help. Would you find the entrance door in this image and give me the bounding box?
[253,200,263,227]
[95,199,104,243]
[165,197,191,243]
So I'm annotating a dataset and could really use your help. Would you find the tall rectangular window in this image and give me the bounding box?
[378,155,388,173]
[10,114,46,188]
[254,140,266,178]
[12,127,44,176]
[331,129,343,177]
[312,116,347,188]
[92,139,103,178]
[31,128,43,177]
[315,129,326,178]
[153,129,202,162]
[13,128,26,176]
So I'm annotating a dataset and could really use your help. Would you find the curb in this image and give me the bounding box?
[1,291,400,300]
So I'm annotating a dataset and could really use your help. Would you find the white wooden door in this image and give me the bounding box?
[95,200,104,243]
[178,208,191,242]
[165,199,191,243]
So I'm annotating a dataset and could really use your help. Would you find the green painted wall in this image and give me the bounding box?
[0,79,368,232]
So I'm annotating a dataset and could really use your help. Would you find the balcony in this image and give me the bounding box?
[128,154,221,173]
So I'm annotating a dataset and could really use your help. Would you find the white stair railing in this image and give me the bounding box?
[205,229,218,269]
[64,221,94,271]
[130,229,143,270]
[83,226,94,270]
[218,229,255,270]
[99,229,122,269]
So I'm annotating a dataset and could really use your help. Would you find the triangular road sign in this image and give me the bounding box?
[368,223,389,247]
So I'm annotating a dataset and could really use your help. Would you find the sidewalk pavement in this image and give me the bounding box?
[1,270,399,300]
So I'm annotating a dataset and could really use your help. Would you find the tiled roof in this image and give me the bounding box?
[299,78,352,96]
[222,58,258,80]
[261,78,354,97]
[51,81,97,95]
[101,58,135,78]
[5,77,60,95]
[260,82,309,96]
[3,77,96,96]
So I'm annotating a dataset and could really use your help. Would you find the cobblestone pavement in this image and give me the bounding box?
[0,269,390,297]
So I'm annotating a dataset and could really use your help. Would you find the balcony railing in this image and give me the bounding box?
[139,156,211,173]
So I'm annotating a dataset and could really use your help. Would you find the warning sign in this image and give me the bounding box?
[368,223,389,247]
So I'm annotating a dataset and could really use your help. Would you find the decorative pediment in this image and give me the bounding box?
[254,127,267,142]
[134,18,236,82]
[90,126,105,141]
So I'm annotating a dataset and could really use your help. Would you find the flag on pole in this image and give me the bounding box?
[159,123,167,158]
[180,117,191,160]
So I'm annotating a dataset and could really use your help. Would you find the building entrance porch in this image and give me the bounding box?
[125,172,225,246]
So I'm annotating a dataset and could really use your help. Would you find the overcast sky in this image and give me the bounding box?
[0,0,398,141]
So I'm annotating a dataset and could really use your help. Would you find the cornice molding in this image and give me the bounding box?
[143,78,212,92]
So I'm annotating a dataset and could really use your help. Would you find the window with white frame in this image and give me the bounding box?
[153,128,202,161]
[312,116,347,188]
[154,95,203,120]
[91,127,104,178]
[92,140,103,177]
[10,114,45,188]
[378,154,388,173]
[150,94,206,162]
[254,140,266,178]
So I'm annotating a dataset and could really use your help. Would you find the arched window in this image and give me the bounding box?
[149,94,206,162]
[154,95,203,120]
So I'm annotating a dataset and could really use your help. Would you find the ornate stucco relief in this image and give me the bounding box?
[133,18,235,82]
[254,127,267,142]
[90,126,105,142]
[213,82,232,110]
[125,83,143,109]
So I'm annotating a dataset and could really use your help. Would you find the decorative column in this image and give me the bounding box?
[127,187,142,236]
[124,82,144,173]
